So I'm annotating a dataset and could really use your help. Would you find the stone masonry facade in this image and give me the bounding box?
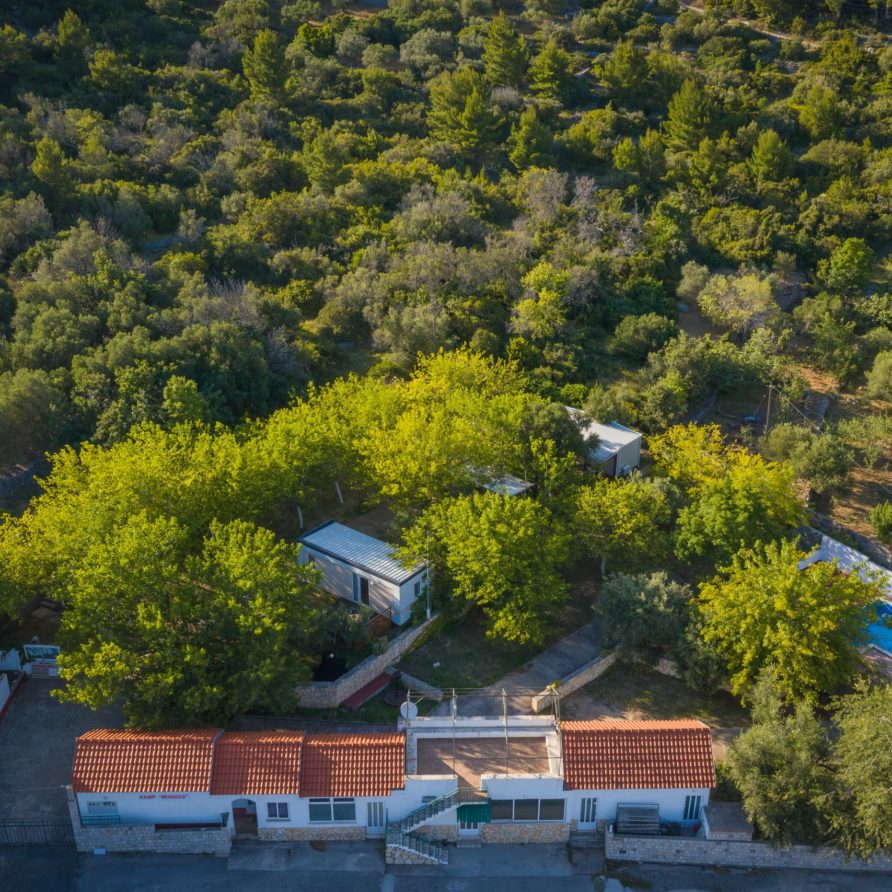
[386,845,442,865]
[606,829,892,874]
[258,825,366,841]
[67,789,231,856]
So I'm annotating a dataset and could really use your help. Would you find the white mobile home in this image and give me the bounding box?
[299,521,427,625]
[567,408,642,477]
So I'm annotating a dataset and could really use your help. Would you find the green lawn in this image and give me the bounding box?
[580,660,749,728]
[397,612,542,690]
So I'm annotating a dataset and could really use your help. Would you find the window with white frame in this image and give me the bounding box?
[683,795,702,822]
[367,801,385,829]
[490,799,565,822]
[266,802,289,821]
[309,798,357,822]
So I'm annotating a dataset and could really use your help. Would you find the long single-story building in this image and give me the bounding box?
[298,520,428,625]
[69,717,716,861]
[566,408,643,477]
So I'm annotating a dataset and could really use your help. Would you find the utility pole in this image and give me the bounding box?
[765,383,772,436]
[502,688,509,775]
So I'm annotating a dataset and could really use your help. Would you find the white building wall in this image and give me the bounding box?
[565,787,711,825]
[616,438,641,475]
[300,547,400,618]
[76,791,224,826]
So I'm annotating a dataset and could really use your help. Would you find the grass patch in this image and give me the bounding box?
[583,659,749,728]
[398,612,542,690]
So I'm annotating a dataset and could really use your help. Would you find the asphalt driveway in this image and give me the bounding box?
[0,678,123,818]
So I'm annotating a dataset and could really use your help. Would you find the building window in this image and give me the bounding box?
[683,795,702,822]
[490,798,565,822]
[309,797,356,823]
[266,802,289,821]
[367,801,385,829]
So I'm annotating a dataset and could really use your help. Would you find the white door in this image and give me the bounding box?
[579,797,597,830]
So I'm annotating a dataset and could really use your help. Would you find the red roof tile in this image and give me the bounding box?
[561,720,716,791]
[72,729,220,793]
[300,733,405,797]
[210,731,305,796]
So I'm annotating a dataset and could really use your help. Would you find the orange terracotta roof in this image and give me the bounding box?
[72,729,221,793]
[300,732,405,797]
[561,720,716,791]
[210,731,305,796]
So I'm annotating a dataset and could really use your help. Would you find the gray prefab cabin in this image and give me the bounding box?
[566,407,643,477]
[299,521,427,625]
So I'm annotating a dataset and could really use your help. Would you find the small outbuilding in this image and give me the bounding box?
[299,521,427,625]
[481,474,534,497]
[566,408,643,477]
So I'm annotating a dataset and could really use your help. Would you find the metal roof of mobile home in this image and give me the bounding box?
[565,407,642,463]
[300,521,425,585]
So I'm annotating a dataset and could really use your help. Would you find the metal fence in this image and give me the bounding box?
[0,818,75,846]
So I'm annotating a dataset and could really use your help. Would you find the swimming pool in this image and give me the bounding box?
[867,601,892,652]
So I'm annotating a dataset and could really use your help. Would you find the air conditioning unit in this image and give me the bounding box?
[619,464,634,477]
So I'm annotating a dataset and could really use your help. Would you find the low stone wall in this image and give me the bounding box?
[530,650,619,713]
[68,789,231,855]
[605,828,892,873]
[396,670,443,701]
[295,613,439,709]
[414,824,458,843]
[259,825,366,841]
[386,845,440,865]
[481,822,571,844]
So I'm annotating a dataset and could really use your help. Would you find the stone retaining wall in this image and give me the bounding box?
[530,651,619,713]
[258,825,366,841]
[414,824,459,843]
[295,613,439,708]
[67,789,231,856]
[386,845,441,865]
[481,822,571,844]
[605,828,892,873]
[396,670,443,701]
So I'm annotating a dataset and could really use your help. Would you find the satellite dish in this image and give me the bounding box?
[400,701,418,720]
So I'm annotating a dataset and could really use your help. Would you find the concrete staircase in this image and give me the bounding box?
[569,829,605,850]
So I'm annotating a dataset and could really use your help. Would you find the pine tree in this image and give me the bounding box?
[242,29,287,101]
[663,79,715,153]
[748,129,793,184]
[428,68,501,155]
[599,39,647,105]
[482,13,528,89]
[508,106,553,170]
[31,137,72,208]
[530,38,575,104]
[54,9,90,77]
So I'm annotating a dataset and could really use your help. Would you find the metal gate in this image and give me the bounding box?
[0,818,75,845]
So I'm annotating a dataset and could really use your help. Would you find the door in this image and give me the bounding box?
[458,817,481,836]
[353,574,370,606]
[578,797,597,830]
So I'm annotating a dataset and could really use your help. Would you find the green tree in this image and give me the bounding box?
[575,474,672,578]
[598,571,691,654]
[55,514,322,726]
[866,351,892,401]
[0,24,29,76]
[508,106,553,170]
[831,682,892,856]
[748,129,794,184]
[54,9,90,77]
[31,137,73,207]
[599,39,647,105]
[530,38,575,103]
[482,12,528,89]
[663,79,715,153]
[405,493,571,645]
[242,29,287,100]
[0,369,70,467]
[612,129,666,187]
[675,452,805,565]
[762,423,850,495]
[699,539,882,702]
[428,67,501,155]
[162,376,211,426]
[869,502,892,543]
[820,238,874,296]
[726,672,833,845]
[696,272,780,336]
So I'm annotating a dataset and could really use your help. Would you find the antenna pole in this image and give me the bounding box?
[502,688,509,775]
[765,383,772,437]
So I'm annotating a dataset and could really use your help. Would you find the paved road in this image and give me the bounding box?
[4,843,891,892]
[430,622,602,717]
[0,678,123,819]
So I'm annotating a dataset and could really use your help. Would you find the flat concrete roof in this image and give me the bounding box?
[416,736,551,789]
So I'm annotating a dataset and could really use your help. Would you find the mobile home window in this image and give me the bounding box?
[266,802,289,821]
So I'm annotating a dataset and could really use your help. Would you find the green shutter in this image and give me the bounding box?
[456,803,492,823]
